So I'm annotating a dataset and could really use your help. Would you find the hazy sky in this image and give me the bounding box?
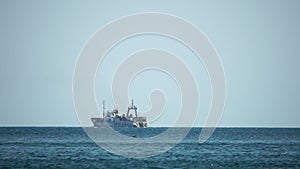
[0,0,299,127]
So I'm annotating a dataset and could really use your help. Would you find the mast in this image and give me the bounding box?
[102,100,105,118]
[127,99,138,117]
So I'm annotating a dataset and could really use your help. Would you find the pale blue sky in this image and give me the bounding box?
[0,0,299,127]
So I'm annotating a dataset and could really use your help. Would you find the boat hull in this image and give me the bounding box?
[91,117,147,128]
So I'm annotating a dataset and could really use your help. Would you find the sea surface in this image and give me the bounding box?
[0,127,299,168]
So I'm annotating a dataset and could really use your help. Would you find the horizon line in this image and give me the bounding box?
[0,125,299,128]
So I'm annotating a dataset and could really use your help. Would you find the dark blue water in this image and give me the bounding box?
[0,127,299,168]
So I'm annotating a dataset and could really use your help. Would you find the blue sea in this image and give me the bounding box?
[0,127,299,168]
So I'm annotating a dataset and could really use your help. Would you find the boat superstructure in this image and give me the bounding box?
[91,100,148,128]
